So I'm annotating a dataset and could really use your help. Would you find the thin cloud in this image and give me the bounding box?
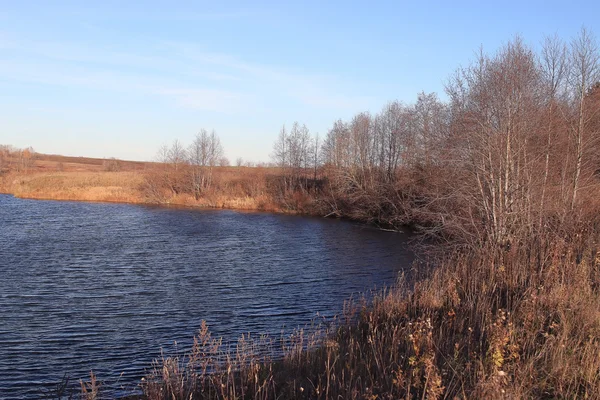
[0,59,252,113]
[2,32,377,115]
[5,38,242,83]
[63,7,266,23]
[164,41,377,112]
[157,88,256,113]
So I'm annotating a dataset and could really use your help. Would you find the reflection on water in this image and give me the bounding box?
[0,194,413,398]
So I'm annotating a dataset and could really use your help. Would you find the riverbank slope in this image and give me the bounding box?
[0,170,294,213]
[0,171,147,204]
[0,154,292,213]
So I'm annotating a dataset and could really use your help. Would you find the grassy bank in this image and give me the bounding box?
[0,171,147,204]
[0,150,292,213]
[0,168,290,213]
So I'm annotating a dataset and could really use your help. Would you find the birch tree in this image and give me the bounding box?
[188,129,224,198]
[568,27,600,209]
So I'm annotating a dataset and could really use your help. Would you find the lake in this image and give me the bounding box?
[0,194,413,398]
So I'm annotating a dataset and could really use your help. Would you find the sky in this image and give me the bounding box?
[1,1,599,162]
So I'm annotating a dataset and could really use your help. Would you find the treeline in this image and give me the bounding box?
[0,145,36,173]
[145,130,228,201]
[283,31,600,246]
[149,30,600,246]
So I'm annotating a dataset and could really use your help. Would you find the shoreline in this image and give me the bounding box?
[0,170,295,215]
[0,191,309,217]
[0,171,408,233]
[0,190,301,215]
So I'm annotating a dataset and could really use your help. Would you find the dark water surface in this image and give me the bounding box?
[0,194,413,398]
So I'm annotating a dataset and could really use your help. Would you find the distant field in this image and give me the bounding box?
[29,153,149,172]
[0,151,144,202]
[0,151,288,212]
[1,170,146,203]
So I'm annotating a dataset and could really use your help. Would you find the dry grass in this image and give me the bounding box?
[1,171,147,204]
[0,158,292,213]
[0,147,321,216]
[139,163,310,213]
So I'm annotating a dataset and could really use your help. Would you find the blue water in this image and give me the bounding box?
[0,194,413,398]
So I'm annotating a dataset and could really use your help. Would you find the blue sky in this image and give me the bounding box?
[1,1,598,162]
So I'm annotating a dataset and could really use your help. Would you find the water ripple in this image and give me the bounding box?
[0,194,413,398]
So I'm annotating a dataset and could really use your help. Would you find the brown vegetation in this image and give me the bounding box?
[3,171,145,203]
[0,148,285,211]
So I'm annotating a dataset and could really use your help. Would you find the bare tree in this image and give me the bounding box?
[414,92,449,166]
[18,147,36,172]
[271,125,289,190]
[167,139,187,171]
[0,145,7,172]
[568,27,600,209]
[188,130,224,198]
[446,37,543,244]
[151,140,188,197]
[313,133,320,183]
[376,101,407,180]
[272,125,288,168]
[287,122,312,190]
[539,34,568,225]
[103,157,121,172]
[322,120,350,168]
[156,143,170,163]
